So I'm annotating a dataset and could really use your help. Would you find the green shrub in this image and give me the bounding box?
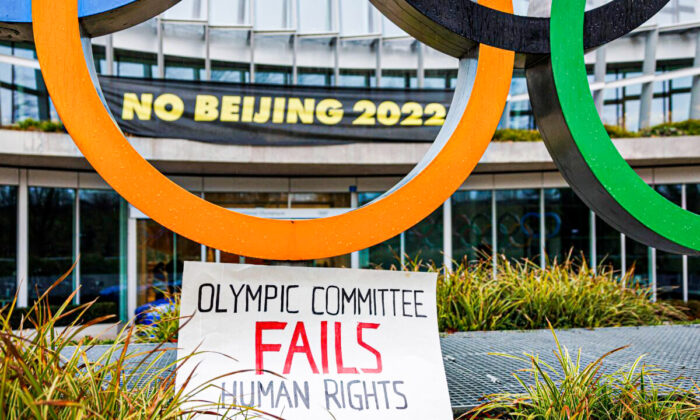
[493,129,543,142]
[605,124,640,138]
[467,326,700,419]
[14,118,65,133]
[8,301,118,329]
[135,292,180,343]
[642,119,700,137]
[0,267,258,419]
[436,256,686,332]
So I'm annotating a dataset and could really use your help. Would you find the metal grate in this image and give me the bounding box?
[62,324,700,413]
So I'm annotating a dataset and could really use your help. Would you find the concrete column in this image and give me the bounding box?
[375,38,382,87]
[590,211,597,274]
[639,29,659,130]
[105,35,114,76]
[690,31,700,120]
[350,191,360,269]
[249,0,255,82]
[682,184,689,302]
[73,189,80,305]
[292,35,298,84]
[491,191,497,278]
[399,232,405,269]
[649,247,657,302]
[127,215,137,322]
[16,169,28,308]
[417,42,425,88]
[204,25,211,81]
[620,233,627,283]
[593,46,607,115]
[157,18,165,78]
[539,189,545,268]
[443,198,452,272]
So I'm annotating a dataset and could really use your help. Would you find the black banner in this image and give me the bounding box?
[99,76,453,146]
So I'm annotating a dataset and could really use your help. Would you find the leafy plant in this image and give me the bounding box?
[642,119,700,137]
[0,265,263,419]
[435,255,686,332]
[13,118,65,133]
[493,129,543,143]
[135,291,181,343]
[604,124,640,138]
[466,325,700,419]
[7,301,118,329]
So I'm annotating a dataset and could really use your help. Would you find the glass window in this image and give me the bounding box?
[0,186,17,304]
[165,57,204,81]
[424,70,449,89]
[496,189,541,262]
[545,188,589,264]
[626,238,650,287]
[174,234,201,284]
[80,190,121,316]
[405,207,443,267]
[381,70,416,88]
[597,217,622,273]
[655,184,684,299]
[136,219,174,307]
[358,193,401,269]
[255,65,292,85]
[211,62,249,83]
[338,70,372,88]
[29,187,75,305]
[298,68,333,86]
[116,52,156,78]
[452,190,492,264]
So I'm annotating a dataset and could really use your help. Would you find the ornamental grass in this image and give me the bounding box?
[0,264,262,419]
[465,324,700,419]
[434,255,686,333]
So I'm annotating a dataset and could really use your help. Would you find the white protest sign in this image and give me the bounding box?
[176,262,452,419]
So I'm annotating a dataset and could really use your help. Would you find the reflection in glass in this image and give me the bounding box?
[496,189,540,262]
[452,190,492,263]
[405,208,443,267]
[80,190,121,315]
[597,217,621,273]
[29,187,75,304]
[203,192,350,268]
[0,186,17,303]
[358,193,401,268]
[627,238,650,286]
[136,220,174,307]
[655,184,683,299]
[545,188,589,264]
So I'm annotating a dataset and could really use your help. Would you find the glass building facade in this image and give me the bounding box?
[0,0,698,318]
[1,180,698,318]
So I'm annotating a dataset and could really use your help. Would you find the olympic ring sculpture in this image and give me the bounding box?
[24,0,700,259]
[30,0,514,261]
[0,0,177,41]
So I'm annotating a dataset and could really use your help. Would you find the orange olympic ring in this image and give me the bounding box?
[32,0,514,260]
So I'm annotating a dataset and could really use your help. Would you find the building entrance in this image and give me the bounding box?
[131,192,352,308]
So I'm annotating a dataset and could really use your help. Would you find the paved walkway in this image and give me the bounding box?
[62,324,700,413]
[441,324,699,411]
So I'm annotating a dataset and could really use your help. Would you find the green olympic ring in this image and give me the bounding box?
[534,0,700,255]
